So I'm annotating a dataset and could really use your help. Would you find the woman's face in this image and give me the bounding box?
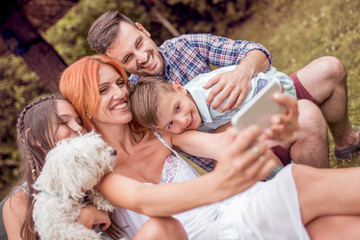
[93,63,132,127]
[55,100,85,142]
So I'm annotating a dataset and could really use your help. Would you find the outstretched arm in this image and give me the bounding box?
[172,93,299,161]
[97,126,276,217]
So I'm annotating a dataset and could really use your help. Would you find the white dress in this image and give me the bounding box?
[112,132,310,240]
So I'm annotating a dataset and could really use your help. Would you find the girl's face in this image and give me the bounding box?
[55,100,85,142]
[93,63,132,127]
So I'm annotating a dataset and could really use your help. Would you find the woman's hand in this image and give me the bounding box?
[263,93,299,142]
[212,126,277,198]
[77,204,111,231]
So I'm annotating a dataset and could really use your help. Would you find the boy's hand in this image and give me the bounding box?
[263,93,299,141]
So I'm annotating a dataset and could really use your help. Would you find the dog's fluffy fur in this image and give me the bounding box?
[33,131,117,240]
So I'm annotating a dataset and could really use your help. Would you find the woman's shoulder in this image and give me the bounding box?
[152,130,174,146]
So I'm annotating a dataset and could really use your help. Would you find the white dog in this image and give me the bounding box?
[33,131,122,240]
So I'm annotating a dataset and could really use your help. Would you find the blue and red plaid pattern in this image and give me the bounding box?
[129,34,272,85]
[179,151,215,173]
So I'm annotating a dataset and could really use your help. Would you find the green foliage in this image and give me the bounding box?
[154,0,259,36]
[229,0,360,167]
[44,0,150,64]
[0,55,48,195]
[45,0,261,61]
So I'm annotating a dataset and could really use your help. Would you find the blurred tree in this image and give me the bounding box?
[45,0,150,63]
[0,55,48,195]
[0,0,78,196]
[153,0,257,36]
[0,0,79,93]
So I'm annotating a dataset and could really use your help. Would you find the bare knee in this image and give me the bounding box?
[290,100,329,167]
[133,217,188,240]
[296,100,328,144]
[313,56,347,83]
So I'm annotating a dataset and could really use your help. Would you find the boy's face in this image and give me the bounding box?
[154,87,202,133]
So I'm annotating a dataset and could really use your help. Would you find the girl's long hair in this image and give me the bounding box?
[15,95,63,240]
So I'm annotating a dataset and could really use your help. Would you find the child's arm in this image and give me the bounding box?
[97,127,276,217]
[172,94,298,161]
[171,128,230,160]
[215,122,232,133]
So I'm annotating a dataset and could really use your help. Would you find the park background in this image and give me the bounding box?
[0,0,360,198]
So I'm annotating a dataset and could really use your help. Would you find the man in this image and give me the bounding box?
[87,10,359,170]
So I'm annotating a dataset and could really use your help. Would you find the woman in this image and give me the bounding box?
[60,54,360,240]
[1,95,188,240]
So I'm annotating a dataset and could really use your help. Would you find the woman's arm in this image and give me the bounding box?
[263,93,299,141]
[98,126,277,217]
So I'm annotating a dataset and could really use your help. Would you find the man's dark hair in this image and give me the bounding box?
[87,10,138,54]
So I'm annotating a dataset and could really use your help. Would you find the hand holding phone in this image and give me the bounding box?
[231,80,286,131]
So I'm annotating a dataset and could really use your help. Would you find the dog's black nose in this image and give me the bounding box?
[110,149,117,157]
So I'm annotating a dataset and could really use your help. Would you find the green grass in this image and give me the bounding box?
[227,0,360,167]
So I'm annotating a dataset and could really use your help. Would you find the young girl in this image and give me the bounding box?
[60,54,360,240]
[1,95,188,240]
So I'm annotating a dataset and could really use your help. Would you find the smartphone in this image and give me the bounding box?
[231,80,286,131]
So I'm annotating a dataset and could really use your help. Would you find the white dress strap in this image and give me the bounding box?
[153,131,183,159]
[153,131,182,183]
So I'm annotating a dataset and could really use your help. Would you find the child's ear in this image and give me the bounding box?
[172,82,187,95]
[25,128,31,140]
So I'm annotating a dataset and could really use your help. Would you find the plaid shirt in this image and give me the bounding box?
[129,34,272,172]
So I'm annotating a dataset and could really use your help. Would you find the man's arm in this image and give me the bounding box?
[185,34,272,112]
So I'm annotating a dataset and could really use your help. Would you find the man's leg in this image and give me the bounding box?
[295,56,359,158]
[280,100,329,168]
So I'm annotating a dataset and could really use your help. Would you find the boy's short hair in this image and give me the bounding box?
[87,10,138,54]
[131,76,176,129]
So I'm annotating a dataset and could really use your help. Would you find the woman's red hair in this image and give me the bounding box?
[59,55,127,131]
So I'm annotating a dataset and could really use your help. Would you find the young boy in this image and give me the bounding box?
[131,65,296,134]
